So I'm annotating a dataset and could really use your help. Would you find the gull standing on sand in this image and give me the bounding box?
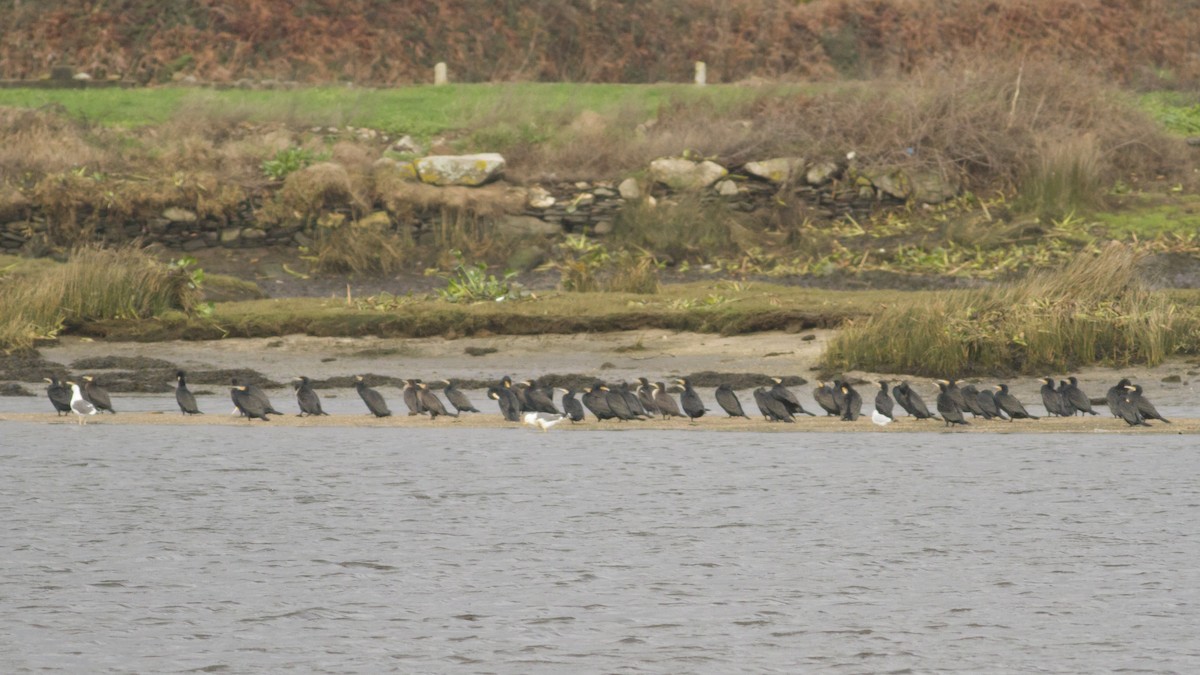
[66,381,97,425]
[523,412,565,432]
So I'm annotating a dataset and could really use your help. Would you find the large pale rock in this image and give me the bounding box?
[869,170,911,200]
[162,207,197,223]
[744,157,804,184]
[497,215,561,236]
[527,186,555,209]
[805,161,841,186]
[649,158,728,191]
[715,179,740,197]
[910,172,959,204]
[415,153,506,186]
[618,178,641,200]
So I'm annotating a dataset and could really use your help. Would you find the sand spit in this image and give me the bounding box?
[3,411,1195,434]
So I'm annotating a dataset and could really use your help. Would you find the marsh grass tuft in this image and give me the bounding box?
[309,224,411,276]
[823,244,1192,376]
[0,244,201,352]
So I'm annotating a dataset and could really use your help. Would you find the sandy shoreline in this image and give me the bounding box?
[4,410,1195,434]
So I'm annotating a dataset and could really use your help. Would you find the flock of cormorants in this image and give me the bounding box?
[38,371,1172,428]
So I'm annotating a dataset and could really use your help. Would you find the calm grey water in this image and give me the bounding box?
[1,423,1199,673]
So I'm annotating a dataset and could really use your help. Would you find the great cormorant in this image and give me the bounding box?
[604,385,642,421]
[1115,386,1151,426]
[893,381,936,420]
[714,384,749,418]
[1062,376,1097,416]
[959,383,987,418]
[488,387,521,422]
[975,388,1004,420]
[44,377,71,416]
[231,378,282,416]
[1039,377,1069,416]
[557,388,586,422]
[813,381,840,416]
[81,375,115,414]
[418,382,457,419]
[582,383,617,421]
[293,376,327,416]
[1106,378,1132,417]
[523,380,561,414]
[402,379,427,416]
[994,384,1037,420]
[1128,384,1170,424]
[174,371,203,415]
[769,377,815,417]
[935,380,969,427]
[441,380,480,414]
[651,382,684,420]
[636,377,660,416]
[753,387,793,422]
[839,382,862,421]
[355,375,392,417]
[874,381,894,421]
[231,384,270,421]
[617,382,646,417]
[676,378,707,421]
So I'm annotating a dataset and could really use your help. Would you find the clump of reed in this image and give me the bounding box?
[556,234,661,294]
[822,244,1191,376]
[310,224,412,275]
[0,244,201,352]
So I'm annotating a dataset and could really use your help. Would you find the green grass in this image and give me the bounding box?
[1139,92,1200,136]
[0,83,800,139]
[1090,194,1200,238]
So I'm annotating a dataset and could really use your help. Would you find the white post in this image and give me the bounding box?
[434,62,448,85]
[694,61,706,86]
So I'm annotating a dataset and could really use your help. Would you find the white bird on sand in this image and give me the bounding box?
[871,409,893,427]
[523,411,565,432]
[66,381,97,425]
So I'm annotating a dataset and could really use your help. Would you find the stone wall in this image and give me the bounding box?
[0,154,958,254]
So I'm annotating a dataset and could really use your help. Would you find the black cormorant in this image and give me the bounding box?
[604,385,642,421]
[231,377,282,416]
[81,375,115,414]
[994,384,1037,420]
[175,370,203,415]
[488,387,521,422]
[617,382,646,417]
[935,380,969,427]
[941,379,968,413]
[813,381,841,416]
[975,388,1004,420]
[959,383,986,418]
[1106,378,1132,417]
[355,375,392,417]
[1115,386,1150,427]
[1061,376,1097,416]
[582,383,617,421]
[715,384,749,418]
[441,380,480,413]
[894,381,937,420]
[402,379,427,416]
[44,377,71,416]
[676,378,707,421]
[839,382,862,421]
[770,377,815,417]
[652,382,684,420]
[417,382,457,419]
[753,387,794,422]
[1128,384,1170,424]
[524,380,561,414]
[293,376,327,416]
[874,381,894,420]
[557,388,586,422]
[1039,377,1069,417]
[231,384,270,421]
[636,377,660,416]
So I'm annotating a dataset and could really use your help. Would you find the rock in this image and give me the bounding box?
[618,178,641,200]
[592,187,617,198]
[220,227,242,245]
[910,171,959,204]
[648,158,728,191]
[242,228,266,241]
[162,207,198,223]
[744,157,803,183]
[566,193,595,212]
[373,157,419,182]
[1187,137,1200,147]
[715,179,740,197]
[181,238,208,251]
[496,215,561,237]
[527,186,556,209]
[806,161,841,186]
[0,383,35,397]
[506,246,546,272]
[415,153,506,186]
[592,220,614,236]
[869,169,910,200]
[392,135,423,154]
[353,211,392,230]
[1162,374,1182,383]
